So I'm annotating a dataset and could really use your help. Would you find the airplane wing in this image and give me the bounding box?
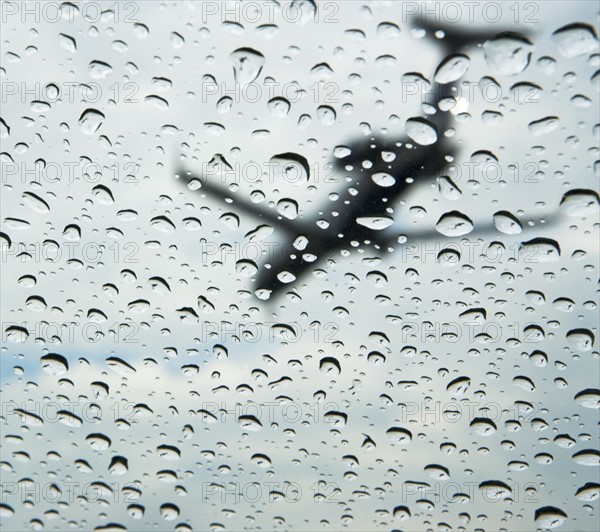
[372,214,562,252]
[176,167,313,236]
[176,166,563,298]
[176,166,561,254]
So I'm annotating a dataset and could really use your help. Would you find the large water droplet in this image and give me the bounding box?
[434,54,471,84]
[405,117,438,145]
[483,33,532,76]
[552,23,598,58]
[493,211,523,234]
[560,189,599,217]
[79,109,105,135]
[230,47,265,86]
[436,211,474,236]
[356,216,394,230]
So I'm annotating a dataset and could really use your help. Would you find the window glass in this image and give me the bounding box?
[1,2,598,531]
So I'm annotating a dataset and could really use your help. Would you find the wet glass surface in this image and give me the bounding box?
[1,1,599,531]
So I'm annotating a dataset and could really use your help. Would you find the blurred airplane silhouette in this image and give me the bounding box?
[177,19,551,299]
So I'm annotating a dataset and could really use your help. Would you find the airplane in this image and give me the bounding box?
[176,19,554,299]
